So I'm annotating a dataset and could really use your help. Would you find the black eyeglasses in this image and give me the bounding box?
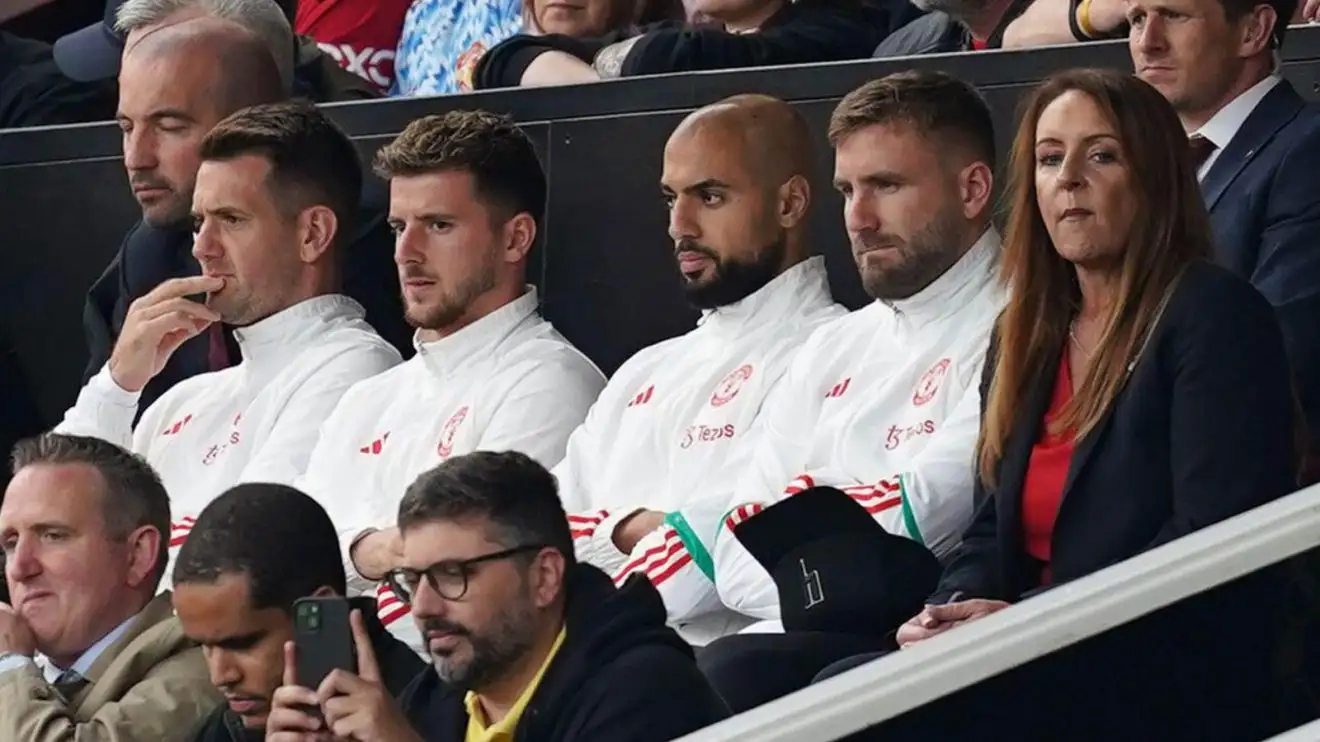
[385,545,547,604]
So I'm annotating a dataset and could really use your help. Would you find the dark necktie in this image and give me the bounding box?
[207,324,232,372]
[53,668,88,700]
[1189,134,1218,173]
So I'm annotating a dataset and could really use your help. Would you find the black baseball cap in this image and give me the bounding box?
[53,0,128,82]
[733,486,943,638]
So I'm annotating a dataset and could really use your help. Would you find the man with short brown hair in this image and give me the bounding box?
[1126,0,1320,482]
[59,96,401,590]
[0,433,220,740]
[699,71,1004,711]
[304,109,603,655]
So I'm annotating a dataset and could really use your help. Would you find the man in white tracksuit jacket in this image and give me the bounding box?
[57,102,401,590]
[301,111,605,653]
[709,73,1007,629]
[555,95,846,646]
[691,71,1009,713]
[714,231,1003,624]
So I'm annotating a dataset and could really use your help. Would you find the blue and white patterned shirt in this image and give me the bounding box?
[392,0,525,97]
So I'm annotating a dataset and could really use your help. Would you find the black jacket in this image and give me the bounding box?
[474,0,919,90]
[188,597,424,742]
[399,566,729,742]
[0,31,115,128]
[932,260,1297,604]
[82,185,411,415]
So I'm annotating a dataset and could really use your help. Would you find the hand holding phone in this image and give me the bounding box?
[293,596,358,689]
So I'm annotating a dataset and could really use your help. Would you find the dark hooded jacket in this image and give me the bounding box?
[398,565,729,742]
[188,597,424,742]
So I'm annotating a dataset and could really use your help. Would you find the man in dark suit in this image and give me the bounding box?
[1130,0,1320,482]
[82,1,407,415]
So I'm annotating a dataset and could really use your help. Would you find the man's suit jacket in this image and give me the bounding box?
[0,592,221,741]
[81,186,411,415]
[1201,78,1320,482]
[935,260,1297,602]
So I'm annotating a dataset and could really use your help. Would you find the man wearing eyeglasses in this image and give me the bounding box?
[266,451,728,742]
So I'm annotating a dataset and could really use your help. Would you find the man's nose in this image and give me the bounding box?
[205,648,242,688]
[6,537,41,582]
[843,194,879,235]
[122,128,159,173]
[668,196,699,244]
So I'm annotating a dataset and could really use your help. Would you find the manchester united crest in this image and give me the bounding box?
[437,406,470,458]
[710,364,754,407]
[913,358,951,406]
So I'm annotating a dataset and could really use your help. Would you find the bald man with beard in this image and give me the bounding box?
[553,93,846,648]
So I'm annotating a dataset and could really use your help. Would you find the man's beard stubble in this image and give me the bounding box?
[855,202,967,301]
[426,594,540,692]
[402,250,499,331]
[678,233,787,310]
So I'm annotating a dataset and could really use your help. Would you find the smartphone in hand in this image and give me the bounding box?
[293,596,357,690]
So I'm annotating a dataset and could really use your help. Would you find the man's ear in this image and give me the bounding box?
[310,584,338,598]
[298,205,339,264]
[530,548,568,610]
[124,524,162,590]
[776,175,812,230]
[1236,4,1277,58]
[959,161,994,221]
[503,213,537,265]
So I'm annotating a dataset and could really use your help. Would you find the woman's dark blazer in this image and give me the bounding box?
[932,260,1298,603]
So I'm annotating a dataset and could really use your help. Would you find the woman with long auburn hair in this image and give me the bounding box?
[892,68,1297,643]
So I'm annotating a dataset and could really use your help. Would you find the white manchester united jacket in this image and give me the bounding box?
[711,231,1006,624]
[555,257,846,645]
[302,288,604,653]
[56,294,403,589]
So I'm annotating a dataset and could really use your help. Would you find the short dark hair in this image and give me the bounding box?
[398,451,573,563]
[11,434,170,589]
[1218,0,1296,46]
[828,70,997,172]
[200,100,363,246]
[372,110,547,227]
[173,483,346,611]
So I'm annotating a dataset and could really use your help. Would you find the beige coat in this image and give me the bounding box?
[0,592,222,741]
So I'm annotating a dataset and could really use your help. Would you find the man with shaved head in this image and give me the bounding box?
[553,93,845,647]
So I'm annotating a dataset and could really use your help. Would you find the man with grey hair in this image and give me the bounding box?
[52,0,377,102]
[0,433,220,740]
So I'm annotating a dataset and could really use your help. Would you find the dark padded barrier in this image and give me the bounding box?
[3,34,1320,424]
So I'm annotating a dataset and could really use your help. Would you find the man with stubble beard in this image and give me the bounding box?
[694,70,1007,713]
[83,9,408,419]
[267,452,727,742]
[301,110,605,657]
[551,93,846,649]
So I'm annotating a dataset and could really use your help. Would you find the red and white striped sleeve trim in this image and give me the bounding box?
[169,516,197,548]
[376,582,410,627]
[723,502,765,532]
[779,473,903,516]
[567,509,610,540]
[612,526,692,588]
[837,477,903,515]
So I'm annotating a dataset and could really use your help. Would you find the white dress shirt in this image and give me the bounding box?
[1192,74,1281,180]
[0,612,138,681]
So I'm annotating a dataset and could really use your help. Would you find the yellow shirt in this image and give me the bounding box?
[464,628,567,742]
